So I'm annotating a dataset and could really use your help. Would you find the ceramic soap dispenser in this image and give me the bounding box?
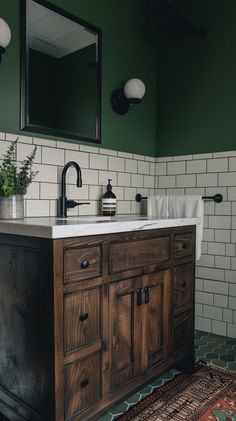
[102,179,116,216]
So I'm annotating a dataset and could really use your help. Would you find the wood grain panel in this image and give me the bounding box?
[174,262,194,308]
[109,236,170,274]
[141,270,171,371]
[173,309,193,351]
[64,287,101,355]
[64,246,101,284]
[109,279,140,390]
[174,233,193,258]
[64,352,101,419]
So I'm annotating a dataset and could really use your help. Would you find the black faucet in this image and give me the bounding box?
[58,161,90,217]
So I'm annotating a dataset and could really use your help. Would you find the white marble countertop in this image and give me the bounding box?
[0,215,200,239]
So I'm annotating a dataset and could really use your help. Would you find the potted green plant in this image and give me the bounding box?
[0,139,38,219]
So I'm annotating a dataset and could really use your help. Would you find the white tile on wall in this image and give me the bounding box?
[187,160,206,174]
[40,183,59,200]
[90,153,108,170]
[204,279,227,294]
[118,172,131,187]
[138,160,150,174]
[212,320,226,336]
[33,137,56,147]
[156,162,167,176]
[108,156,125,172]
[227,324,236,338]
[99,148,117,156]
[42,146,64,166]
[25,182,40,199]
[98,170,117,186]
[229,157,236,171]
[195,317,211,332]
[176,174,196,188]
[207,158,228,173]
[144,175,155,188]
[65,150,89,168]
[118,151,133,159]
[56,141,79,151]
[195,291,214,305]
[197,173,217,187]
[26,199,50,217]
[203,305,222,321]
[125,158,138,173]
[131,174,144,188]
[219,172,236,186]
[167,161,185,175]
[159,175,176,188]
[33,163,58,183]
[208,215,231,229]
[80,145,99,154]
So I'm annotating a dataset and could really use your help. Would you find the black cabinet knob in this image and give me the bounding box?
[79,312,88,321]
[80,378,89,388]
[181,241,187,249]
[80,260,90,269]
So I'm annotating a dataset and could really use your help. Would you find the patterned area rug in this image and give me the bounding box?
[118,362,236,421]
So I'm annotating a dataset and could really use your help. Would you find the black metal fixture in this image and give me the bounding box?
[111,78,146,115]
[58,161,90,218]
[0,17,11,61]
[135,193,223,203]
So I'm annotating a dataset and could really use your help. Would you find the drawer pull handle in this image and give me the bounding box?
[144,286,151,304]
[137,288,143,306]
[80,260,90,269]
[181,241,187,249]
[80,378,89,388]
[182,282,186,288]
[79,312,88,321]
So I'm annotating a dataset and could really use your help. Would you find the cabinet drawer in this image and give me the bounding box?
[64,246,101,284]
[109,236,170,274]
[64,352,101,419]
[174,233,194,258]
[173,309,193,351]
[174,262,194,308]
[64,287,101,355]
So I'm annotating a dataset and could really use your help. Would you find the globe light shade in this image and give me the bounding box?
[123,78,146,103]
[0,17,11,50]
[110,78,146,114]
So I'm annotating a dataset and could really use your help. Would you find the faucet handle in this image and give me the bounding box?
[66,200,90,209]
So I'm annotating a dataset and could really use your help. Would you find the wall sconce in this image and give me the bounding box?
[0,17,11,61]
[111,78,146,115]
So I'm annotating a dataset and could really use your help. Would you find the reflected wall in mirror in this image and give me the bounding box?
[20,0,101,143]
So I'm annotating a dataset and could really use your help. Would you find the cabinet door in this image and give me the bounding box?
[141,270,171,372]
[109,277,141,390]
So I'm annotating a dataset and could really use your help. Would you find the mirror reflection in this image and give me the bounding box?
[21,0,101,143]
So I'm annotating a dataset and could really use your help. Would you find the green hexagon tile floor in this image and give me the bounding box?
[99,330,236,421]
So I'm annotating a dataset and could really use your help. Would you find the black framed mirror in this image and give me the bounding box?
[20,0,101,143]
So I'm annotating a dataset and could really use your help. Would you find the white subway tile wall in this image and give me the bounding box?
[155,150,236,339]
[1,133,236,338]
[0,133,155,219]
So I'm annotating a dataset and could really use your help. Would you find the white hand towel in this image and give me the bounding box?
[147,195,169,219]
[168,195,204,260]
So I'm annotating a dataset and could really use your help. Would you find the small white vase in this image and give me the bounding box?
[0,195,24,219]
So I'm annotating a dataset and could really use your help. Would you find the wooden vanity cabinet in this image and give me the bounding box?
[0,225,195,421]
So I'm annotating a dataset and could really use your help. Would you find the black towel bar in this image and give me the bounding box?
[135,193,223,203]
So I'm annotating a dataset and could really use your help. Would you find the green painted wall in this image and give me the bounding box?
[0,0,158,156]
[157,0,236,157]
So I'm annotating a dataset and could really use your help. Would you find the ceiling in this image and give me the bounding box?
[27,0,97,59]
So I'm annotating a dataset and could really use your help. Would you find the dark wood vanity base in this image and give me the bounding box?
[0,225,195,420]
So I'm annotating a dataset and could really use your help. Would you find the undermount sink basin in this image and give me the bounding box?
[56,215,112,222]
